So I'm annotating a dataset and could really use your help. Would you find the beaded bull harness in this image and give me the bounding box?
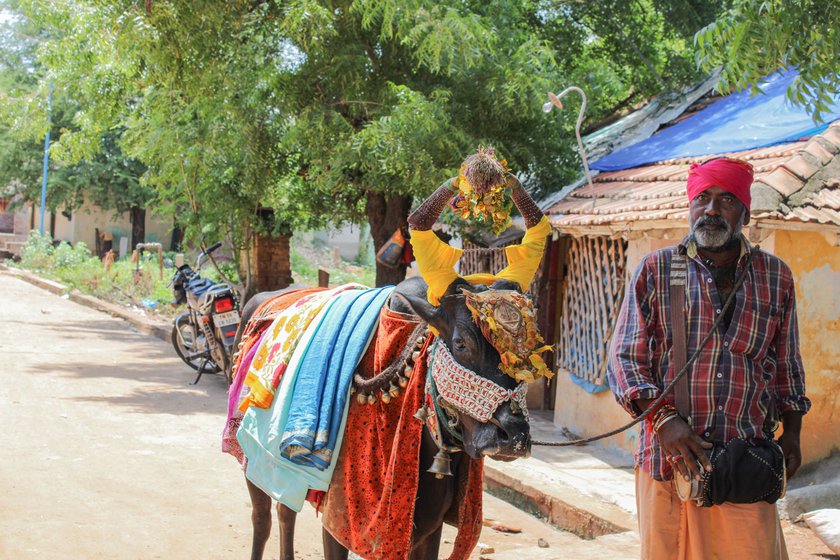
[429,339,528,423]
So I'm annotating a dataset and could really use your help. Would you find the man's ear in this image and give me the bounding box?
[393,292,448,332]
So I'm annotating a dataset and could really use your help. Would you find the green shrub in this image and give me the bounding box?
[18,231,55,272]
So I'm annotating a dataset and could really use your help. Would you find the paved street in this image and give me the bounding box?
[0,273,641,559]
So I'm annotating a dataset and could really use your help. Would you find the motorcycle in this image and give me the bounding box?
[170,242,240,385]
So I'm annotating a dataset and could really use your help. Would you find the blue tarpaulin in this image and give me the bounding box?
[591,69,840,172]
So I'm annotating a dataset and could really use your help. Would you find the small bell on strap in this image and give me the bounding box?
[388,382,400,399]
[427,448,453,479]
[413,405,429,422]
[398,373,409,388]
[357,392,368,405]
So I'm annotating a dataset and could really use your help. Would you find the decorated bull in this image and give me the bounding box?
[223,148,553,560]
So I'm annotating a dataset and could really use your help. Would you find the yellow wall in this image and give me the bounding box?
[772,230,840,464]
[552,228,840,466]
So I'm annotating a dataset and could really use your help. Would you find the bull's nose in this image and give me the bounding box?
[494,423,531,456]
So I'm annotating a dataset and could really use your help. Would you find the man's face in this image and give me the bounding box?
[688,185,748,250]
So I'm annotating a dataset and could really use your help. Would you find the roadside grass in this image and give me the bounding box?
[6,232,378,319]
[11,231,181,320]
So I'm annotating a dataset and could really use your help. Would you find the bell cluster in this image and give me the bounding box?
[352,333,426,406]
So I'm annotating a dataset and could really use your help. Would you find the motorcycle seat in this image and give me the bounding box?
[186,277,215,295]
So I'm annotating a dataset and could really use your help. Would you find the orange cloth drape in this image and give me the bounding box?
[635,468,789,560]
[321,307,483,560]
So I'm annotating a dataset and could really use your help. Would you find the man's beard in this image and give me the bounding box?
[690,213,744,251]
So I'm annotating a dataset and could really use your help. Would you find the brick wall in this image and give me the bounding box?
[250,233,294,293]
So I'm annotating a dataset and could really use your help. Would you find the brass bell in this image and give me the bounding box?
[427,448,453,479]
[413,406,429,422]
[412,350,420,362]
[398,374,409,388]
[367,394,376,405]
[388,383,400,399]
[380,391,391,404]
[357,392,368,405]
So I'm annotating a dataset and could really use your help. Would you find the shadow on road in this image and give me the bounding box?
[21,317,232,416]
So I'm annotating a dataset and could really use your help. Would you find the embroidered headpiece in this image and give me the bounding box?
[464,290,553,383]
[429,339,528,422]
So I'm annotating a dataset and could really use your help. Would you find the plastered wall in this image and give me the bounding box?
[552,227,839,466]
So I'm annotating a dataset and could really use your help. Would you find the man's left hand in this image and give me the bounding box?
[778,431,801,479]
[778,410,804,479]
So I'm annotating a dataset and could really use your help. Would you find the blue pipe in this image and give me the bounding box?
[39,80,53,236]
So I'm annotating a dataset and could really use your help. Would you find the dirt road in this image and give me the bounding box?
[2,273,647,559]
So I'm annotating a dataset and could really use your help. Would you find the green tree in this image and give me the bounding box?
[0,1,152,245]
[10,0,728,289]
[695,0,840,121]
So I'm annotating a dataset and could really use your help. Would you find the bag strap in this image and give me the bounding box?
[669,248,691,423]
[668,244,758,427]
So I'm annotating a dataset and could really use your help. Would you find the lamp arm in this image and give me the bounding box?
[546,86,594,189]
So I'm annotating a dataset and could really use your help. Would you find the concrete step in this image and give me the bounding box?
[0,241,27,255]
[483,411,637,539]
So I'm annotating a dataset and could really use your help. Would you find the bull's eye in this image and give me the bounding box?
[452,337,467,352]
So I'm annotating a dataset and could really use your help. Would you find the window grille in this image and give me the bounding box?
[557,236,627,390]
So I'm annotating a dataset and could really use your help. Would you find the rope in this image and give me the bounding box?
[352,322,427,393]
[532,250,756,447]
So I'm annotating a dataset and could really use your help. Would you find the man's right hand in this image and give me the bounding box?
[635,398,713,481]
[656,416,713,481]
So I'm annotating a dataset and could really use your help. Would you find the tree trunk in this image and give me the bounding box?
[365,191,413,287]
[170,221,183,252]
[130,206,146,250]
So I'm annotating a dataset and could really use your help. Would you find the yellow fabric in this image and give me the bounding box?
[409,216,551,306]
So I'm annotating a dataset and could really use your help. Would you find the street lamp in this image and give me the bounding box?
[543,86,594,189]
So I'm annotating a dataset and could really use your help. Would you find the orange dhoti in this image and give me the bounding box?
[636,468,788,560]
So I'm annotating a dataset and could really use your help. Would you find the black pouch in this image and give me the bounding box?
[675,437,786,507]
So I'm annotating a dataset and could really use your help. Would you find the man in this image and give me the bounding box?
[607,158,810,559]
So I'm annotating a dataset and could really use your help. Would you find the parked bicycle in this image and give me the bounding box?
[170,242,240,384]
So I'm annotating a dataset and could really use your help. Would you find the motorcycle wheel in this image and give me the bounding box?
[171,318,221,373]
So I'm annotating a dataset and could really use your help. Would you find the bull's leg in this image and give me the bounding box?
[277,503,297,560]
[246,479,273,560]
[408,523,444,560]
[322,528,349,560]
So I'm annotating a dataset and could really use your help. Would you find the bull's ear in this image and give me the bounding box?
[490,278,520,292]
[394,292,447,331]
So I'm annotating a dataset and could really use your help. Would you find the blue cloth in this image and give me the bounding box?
[279,286,394,470]
[237,291,343,512]
[592,69,840,172]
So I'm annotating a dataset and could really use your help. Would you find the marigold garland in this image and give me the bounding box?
[451,147,513,235]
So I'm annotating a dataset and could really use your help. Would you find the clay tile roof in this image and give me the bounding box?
[546,121,840,231]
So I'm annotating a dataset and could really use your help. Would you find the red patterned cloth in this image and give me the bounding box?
[321,307,484,560]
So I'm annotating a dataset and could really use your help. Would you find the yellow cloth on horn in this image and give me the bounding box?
[409,216,551,306]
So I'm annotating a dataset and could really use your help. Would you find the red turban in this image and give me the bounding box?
[687,158,754,211]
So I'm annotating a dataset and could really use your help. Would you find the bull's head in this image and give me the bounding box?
[397,277,533,461]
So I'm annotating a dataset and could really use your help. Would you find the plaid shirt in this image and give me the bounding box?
[607,236,810,481]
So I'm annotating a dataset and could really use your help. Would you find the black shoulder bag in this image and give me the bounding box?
[669,247,787,507]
